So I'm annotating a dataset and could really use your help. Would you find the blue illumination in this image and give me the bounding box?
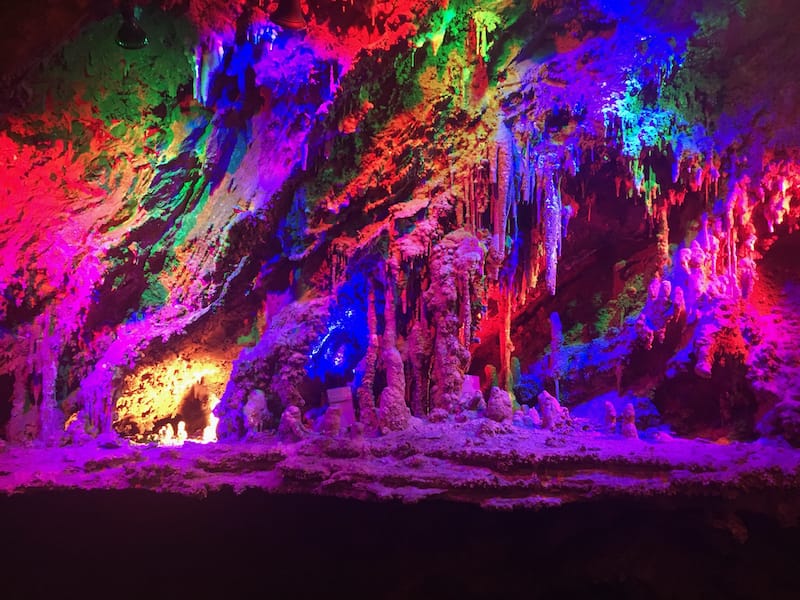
[306,270,375,383]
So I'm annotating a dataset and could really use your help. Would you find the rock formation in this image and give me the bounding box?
[0,0,798,451]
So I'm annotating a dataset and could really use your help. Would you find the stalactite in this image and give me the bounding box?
[509,180,519,245]
[195,37,224,105]
[475,17,486,63]
[519,149,529,211]
[463,176,473,233]
[693,161,704,192]
[460,66,470,109]
[672,151,681,184]
[535,166,544,225]
[541,160,561,295]
[644,165,660,216]
[470,159,491,231]
[528,227,543,294]
[494,118,515,255]
[329,62,337,98]
[193,44,202,101]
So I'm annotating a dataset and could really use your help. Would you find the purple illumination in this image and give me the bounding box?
[0,6,799,581]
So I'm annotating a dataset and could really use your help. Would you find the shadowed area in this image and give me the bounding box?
[2,489,800,598]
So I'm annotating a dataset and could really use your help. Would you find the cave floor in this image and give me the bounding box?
[4,419,800,598]
[2,418,799,515]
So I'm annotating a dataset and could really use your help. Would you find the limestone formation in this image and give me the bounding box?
[243,389,270,434]
[486,387,513,423]
[757,400,800,447]
[538,390,570,430]
[523,407,542,429]
[604,401,617,434]
[378,263,411,433]
[429,408,449,423]
[621,403,638,439]
[319,406,342,437]
[278,406,306,442]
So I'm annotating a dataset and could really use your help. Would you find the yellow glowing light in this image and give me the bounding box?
[202,394,221,444]
[115,355,231,442]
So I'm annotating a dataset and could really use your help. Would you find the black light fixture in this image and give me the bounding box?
[270,0,306,31]
[116,2,148,49]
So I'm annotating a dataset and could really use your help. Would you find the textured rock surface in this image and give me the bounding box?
[3,419,800,514]
[538,390,570,430]
[278,406,306,442]
[0,0,800,520]
[486,386,513,423]
[758,400,800,448]
[621,402,639,439]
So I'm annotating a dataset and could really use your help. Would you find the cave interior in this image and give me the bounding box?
[2,0,800,595]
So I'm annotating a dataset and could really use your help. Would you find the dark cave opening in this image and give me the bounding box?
[176,382,212,438]
[761,228,800,278]
[653,353,758,440]
[140,381,214,441]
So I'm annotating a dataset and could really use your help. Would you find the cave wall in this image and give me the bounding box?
[1,0,799,444]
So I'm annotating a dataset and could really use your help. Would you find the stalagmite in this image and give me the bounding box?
[538,390,569,430]
[621,403,638,439]
[656,202,670,273]
[158,423,175,445]
[498,285,514,392]
[243,388,269,434]
[604,401,617,433]
[278,405,306,442]
[407,318,432,416]
[378,259,411,432]
[486,387,513,422]
[426,231,487,411]
[355,287,380,432]
[37,324,60,444]
[176,421,188,444]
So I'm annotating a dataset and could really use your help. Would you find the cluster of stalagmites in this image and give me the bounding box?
[262,384,645,443]
[599,401,636,438]
[215,241,642,440]
[215,228,494,439]
[634,159,799,382]
[264,385,587,443]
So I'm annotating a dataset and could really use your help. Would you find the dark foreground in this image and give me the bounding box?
[2,489,800,599]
